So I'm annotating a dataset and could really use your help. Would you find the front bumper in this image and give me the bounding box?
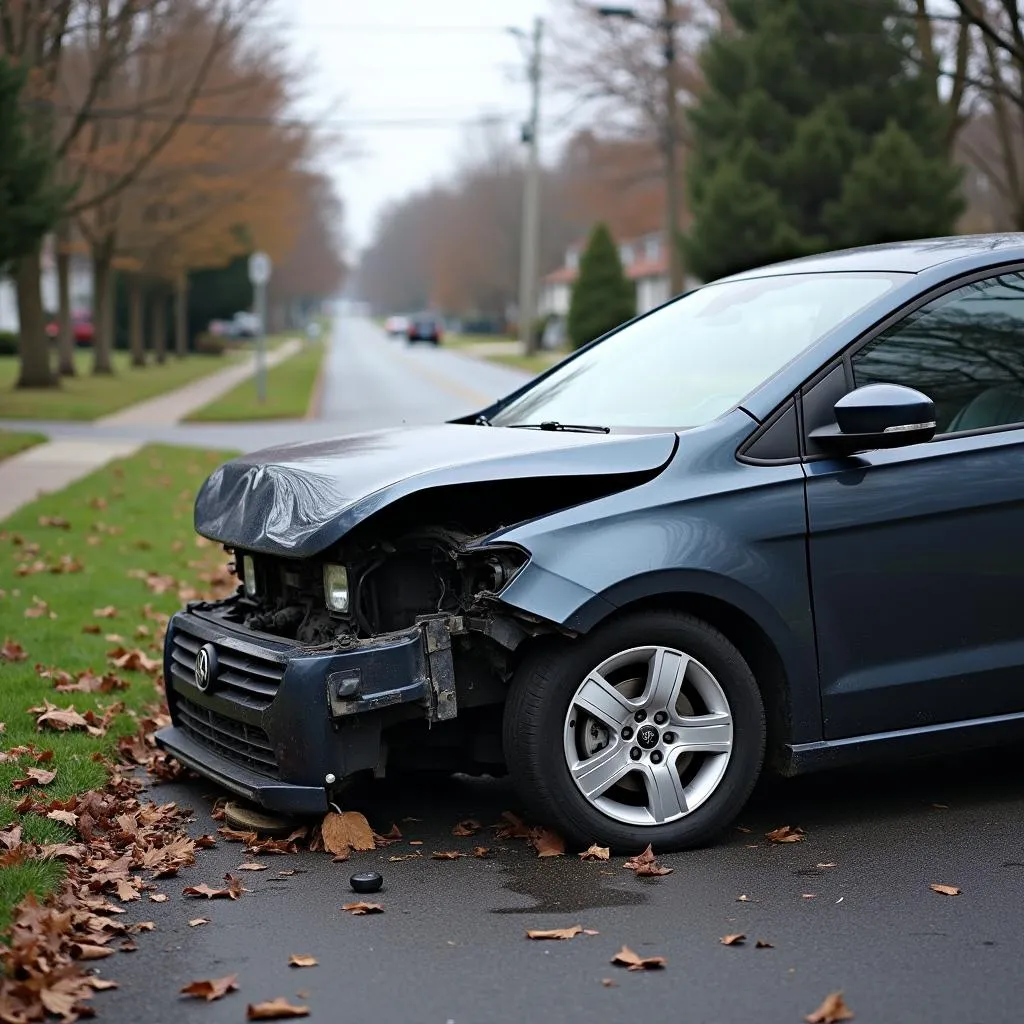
[156,607,450,814]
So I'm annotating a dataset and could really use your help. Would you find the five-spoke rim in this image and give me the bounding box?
[562,645,733,827]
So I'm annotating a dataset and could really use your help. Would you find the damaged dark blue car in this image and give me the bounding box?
[158,235,1024,851]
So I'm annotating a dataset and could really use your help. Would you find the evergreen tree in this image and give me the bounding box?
[567,223,636,349]
[684,0,962,282]
[0,57,66,270]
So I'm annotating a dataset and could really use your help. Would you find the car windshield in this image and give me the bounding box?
[490,271,906,430]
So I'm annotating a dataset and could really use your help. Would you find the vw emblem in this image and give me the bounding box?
[195,643,217,692]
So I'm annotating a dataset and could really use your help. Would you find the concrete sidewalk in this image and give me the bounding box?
[0,338,302,522]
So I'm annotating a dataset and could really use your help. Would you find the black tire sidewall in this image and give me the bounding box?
[505,611,766,852]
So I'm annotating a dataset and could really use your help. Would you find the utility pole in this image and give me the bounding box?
[660,0,684,297]
[515,16,543,354]
[597,2,685,296]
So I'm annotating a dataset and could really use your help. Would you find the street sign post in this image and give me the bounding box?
[248,251,272,403]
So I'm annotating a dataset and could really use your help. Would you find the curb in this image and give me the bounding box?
[306,340,328,420]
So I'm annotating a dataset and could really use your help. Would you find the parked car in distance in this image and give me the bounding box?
[158,233,1024,852]
[45,309,94,346]
[384,315,408,338]
[209,312,261,339]
[407,313,443,345]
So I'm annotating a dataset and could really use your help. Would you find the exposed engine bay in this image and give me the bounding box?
[215,527,530,647]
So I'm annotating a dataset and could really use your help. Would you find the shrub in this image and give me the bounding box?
[567,223,636,350]
[193,332,227,356]
[0,331,18,356]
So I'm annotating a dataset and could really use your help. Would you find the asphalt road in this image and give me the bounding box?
[51,320,1024,1022]
[0,317,531,453]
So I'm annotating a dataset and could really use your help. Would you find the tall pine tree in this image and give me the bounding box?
[567,223,637,349]
[684,0,962,282]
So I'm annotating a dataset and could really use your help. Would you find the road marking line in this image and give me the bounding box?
[391,348,493,407]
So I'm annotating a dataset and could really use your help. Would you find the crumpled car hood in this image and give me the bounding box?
[194,424,677,558]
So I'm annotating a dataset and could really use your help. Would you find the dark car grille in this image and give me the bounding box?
[169,628,286,712]
[175,696,279,778]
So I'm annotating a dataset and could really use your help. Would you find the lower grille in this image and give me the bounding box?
[169,627,286,711]
[175,696,279,778]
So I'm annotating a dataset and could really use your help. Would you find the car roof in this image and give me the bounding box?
[725,233,1024,279]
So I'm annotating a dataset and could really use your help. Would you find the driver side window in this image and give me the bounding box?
[852,271,1024,435]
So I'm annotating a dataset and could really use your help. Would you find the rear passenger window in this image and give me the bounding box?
[852,271,1024,434]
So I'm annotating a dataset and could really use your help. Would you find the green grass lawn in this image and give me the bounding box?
[485,350,567,375]
[0,349,239,422]
[442,332,517,349]
[186,340,324,422]
[0,430,46,462]
[0,443,235,929]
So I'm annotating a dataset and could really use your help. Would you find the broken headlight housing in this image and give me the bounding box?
[242,554,257,597]
[322,563,350,612]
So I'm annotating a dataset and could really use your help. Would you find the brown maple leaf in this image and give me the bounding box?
[720,933,746,946]
[525,925,598,940]
[288,954,318,967]
[341,902,384,915]
[319,810,375,858]
[451,819,481,837]
[93,606,118,619]
[578,844,610,861]
[610,945,667,971]
[766,825,806,843]
[805,991,855,1023]
[929,883,961,896]
[247,997,310,1020]
[1,638,27,662]
[531,827,565,857]
[180,975,239,1002]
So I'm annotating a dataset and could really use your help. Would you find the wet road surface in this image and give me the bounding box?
[103,749,1024,1023]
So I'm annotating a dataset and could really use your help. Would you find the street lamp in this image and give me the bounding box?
[596,1,685,297]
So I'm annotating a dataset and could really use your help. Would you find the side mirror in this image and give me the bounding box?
[810,383,936,455]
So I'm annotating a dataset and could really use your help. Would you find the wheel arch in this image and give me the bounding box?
[505,569,818,768]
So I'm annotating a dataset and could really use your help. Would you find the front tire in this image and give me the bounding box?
[503,610,765,852]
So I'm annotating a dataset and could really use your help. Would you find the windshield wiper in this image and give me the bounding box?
[473,414,492,426]
[509,421,611,434]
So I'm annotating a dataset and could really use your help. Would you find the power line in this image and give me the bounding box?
[285,23,515,34]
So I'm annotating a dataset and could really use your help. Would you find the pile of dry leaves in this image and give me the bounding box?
[0,756,205,1022]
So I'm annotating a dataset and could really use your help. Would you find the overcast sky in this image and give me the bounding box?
[281,0,554,258]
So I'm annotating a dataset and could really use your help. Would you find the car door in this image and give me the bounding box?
[803,267,1024,740]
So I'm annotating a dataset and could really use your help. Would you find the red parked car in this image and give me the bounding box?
[45,310,95,346]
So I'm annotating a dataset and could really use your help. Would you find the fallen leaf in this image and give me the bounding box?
[472,846,494,859]
[88,978,119,991]
[188,918,209,927]
[238,862,268,871]
[451,819,481,837]
[755,939,774,949]
[720,933,746,946]
[247,998,310,1020]
[408,840,424,846]
[623,843,672,875]
[81,624,102,634]
[805,991,855,1023]
[11,766,56,790]
[930,883,961,896]
[526,925,585,940]
[94,606,118,619]
[610,945,666,971]
[288,954,318,967]
[736,894,751,902]
[39,515,70,529]
[601,978,618,988]
[341,902,383,915]
[431,850,467,860]
[71,943,115,960]
[766,825,805,843]
[1,638,27,662]
[817,863,837,869]
[532,827,565,857]
[181,975,239,1002]
[388,852,422,862]
[320,810,375,858]
[579,844,611,861]
[148,893,169,903]
[635,861,673,877]
[183,879,242,900]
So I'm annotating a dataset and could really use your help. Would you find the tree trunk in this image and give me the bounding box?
[91,241,115,375]
[56,224,75,377]
[152,289,167,364]
[174,274,188,357]
[14,247,58,389]
[129,276,145,367]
